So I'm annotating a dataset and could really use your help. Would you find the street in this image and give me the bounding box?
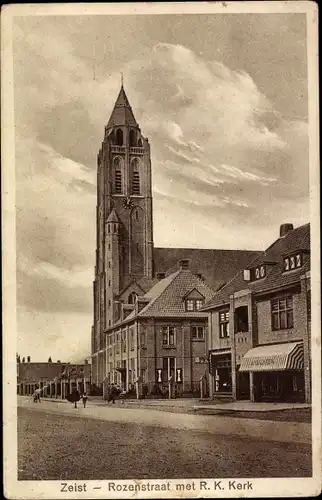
[18,404,312,480]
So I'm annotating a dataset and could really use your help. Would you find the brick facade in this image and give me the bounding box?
[205,224,311,404]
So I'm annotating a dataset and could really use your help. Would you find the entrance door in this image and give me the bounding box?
[237,371,250,400]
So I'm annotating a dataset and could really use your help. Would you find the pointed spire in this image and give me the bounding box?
[106,208,120,224]
[107,83,138,129]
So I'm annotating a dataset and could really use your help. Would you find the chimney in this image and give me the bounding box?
[179,259,190,270]
[280,223,294,238]
[156,272,166,280]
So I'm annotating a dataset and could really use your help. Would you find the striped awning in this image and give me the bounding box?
[239,342,304,372]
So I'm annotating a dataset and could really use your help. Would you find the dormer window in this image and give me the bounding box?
[254,264,266,280]
[185,299,204,312]
[284,253,302,272]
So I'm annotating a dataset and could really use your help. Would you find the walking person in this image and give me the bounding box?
[108,383,118,404]
[81,392,88,408]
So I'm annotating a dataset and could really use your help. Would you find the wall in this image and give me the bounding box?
[209,310,232,351]
[256,286,304,345]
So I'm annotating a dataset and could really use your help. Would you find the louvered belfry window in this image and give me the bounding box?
[131,158,140,195]
[114,157,122,194]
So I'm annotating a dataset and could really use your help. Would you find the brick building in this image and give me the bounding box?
[91,84,261,391]
[100,261,216,397]
[17,361,91,399]
[203,223,311,404]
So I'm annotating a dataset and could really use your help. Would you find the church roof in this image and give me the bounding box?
[106,208,119,223]
[153,248,262,291]
[107,85,138,129]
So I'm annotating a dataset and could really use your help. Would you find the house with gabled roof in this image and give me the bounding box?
[202,222,311,404]
[102,259,218,396]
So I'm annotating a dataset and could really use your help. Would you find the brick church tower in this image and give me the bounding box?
[92,85,154,382]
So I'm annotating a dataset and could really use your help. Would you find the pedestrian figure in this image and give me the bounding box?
[82,392,88,408]
[33,391,40,403]
[108,383,118,404]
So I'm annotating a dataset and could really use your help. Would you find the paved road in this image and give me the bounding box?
[18,407,311,480]
[18,397,311,444]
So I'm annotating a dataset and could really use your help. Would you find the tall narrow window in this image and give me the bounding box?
[116,128,123,146]
[129,129,136,147]
[131,158,140,195]
[219,310,230,338]
[114,157,123,194]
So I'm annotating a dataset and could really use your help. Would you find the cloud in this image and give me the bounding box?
[13,20,309,361]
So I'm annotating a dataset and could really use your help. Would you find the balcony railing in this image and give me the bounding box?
[111,146,126,153]
[110,146,145,154]
[130,147,145,155]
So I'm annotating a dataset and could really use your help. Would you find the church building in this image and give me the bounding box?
[91,84,261,393]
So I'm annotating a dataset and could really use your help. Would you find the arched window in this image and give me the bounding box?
[131,158,140,195]
[129,129,136,147]
[128,292,137,304]
[113,157,123,194]
[116,128,123,146]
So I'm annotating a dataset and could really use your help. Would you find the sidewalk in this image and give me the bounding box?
[21,395,310,412]
[18,396,311,444]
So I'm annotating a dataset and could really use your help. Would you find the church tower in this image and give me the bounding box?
[92,84,154,365]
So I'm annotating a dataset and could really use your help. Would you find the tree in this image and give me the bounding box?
[66,388,81,408]
[57,360,61,363]
[22,357,25,363]
[27,356,30,362]
[16,353,21,363]
[48,357,52,363]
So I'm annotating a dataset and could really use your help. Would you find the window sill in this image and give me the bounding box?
[140,346,147,350]
[271,327,294,332]
[162,345,177,349]
[192,338,205,342]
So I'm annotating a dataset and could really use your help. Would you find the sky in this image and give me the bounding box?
[13,13,309,362]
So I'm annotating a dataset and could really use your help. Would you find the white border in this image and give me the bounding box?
[2,2,320,499]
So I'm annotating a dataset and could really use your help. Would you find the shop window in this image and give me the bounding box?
[162,326,176,346]
[271,296,294,330]
[191,326,204,340]
[219,310,230,338]
[235,306,249,333]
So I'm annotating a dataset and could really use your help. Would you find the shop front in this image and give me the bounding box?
[239,341,305,402]
[209,350,232,395]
